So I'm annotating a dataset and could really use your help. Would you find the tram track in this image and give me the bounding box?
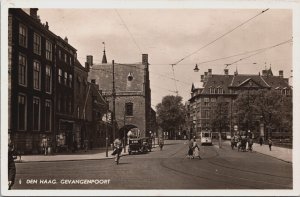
[159,142,292,189]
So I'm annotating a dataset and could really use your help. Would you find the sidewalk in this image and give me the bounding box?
[252,143,292,163]
[16,147,125,163]
[16,145,159,163]
[222,140,292,163]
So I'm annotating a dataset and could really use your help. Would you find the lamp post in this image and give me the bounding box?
[123,105,126,153]
[105,101,108,157]
[112,60,116,141]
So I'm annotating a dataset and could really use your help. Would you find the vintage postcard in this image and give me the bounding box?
[1,0,300,196]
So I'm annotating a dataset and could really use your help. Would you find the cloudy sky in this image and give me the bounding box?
[36,7,293,108]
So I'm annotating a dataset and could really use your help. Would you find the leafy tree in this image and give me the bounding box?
[233,89,292,139]
[210,98,230,147]
[156,95,186,139]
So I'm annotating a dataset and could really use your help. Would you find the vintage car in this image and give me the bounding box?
[128,137,152,155]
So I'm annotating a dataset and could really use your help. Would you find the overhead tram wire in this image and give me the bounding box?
[87,62,191,85]
[225,38,293,68]
[171,64,179,96]
[115,10,142,54]
[89,67,183,93]
[171,8,270,66]
[78,37,291,71]
[78,37,291,88]
[197,38,293,66]
[167,8,269,97]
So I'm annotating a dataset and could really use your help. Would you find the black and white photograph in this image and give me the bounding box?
[1,0,300,196]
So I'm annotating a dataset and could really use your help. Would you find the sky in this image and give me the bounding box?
[36,8,293,109]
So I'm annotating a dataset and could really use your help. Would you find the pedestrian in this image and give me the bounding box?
[8,142,17,190]
[193,139,201,159]
[248,137,253,152]
[259,137,263,146]
[268,138,273,151]
[187,137,194,159]
[158,138,164,151]
[112,137,123,164]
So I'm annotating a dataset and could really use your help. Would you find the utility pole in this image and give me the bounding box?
[105,97,108,157]
[123,105,126,153]
[112,60,116,141]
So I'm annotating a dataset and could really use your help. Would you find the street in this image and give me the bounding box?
[13,140,292,189]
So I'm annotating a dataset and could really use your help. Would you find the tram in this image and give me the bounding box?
[200,130,213,145]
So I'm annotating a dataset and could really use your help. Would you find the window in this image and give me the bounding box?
[18,53,27,86]
[204,98,210,106]
[69,57,72,65]
[33,61,41,90]
[68,97,72,114]
[218,87,223,94]
[69,74,72,87]
[45,100,51,132]
[64,54,67,63]
[64,72,68,85]
[59,50,62,60]
[77,106,80,119]
[33,33,41,55]
[204,110,210,119]
[46,40,52,61]
[19,24,27,47]
[18,94,26,130]
[45,65,51,93]
[57,94,61,112]
[125,102,133,116]
[33,97,40,131]
[58,69,63,84]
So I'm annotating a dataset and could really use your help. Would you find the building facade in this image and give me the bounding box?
[8,8,110,153]
[88,53,153,141]
[54,36,77,151]
[188,68,292,140]
[8,8,57,154]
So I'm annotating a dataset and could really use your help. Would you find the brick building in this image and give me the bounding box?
[8,8,57,153]
[187,67,292,140]
[8,8,109,153]
[88,52,153,142]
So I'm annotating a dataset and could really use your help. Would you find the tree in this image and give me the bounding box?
[210,98,230,148]
[156,95,186,139]
[233,89,292,139]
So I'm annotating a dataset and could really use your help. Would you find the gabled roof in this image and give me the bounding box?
[229,75,270,88]
[262,76,291,89]
[191,82,203,92]
[201,75,233,94]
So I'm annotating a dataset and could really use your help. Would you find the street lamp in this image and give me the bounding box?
[194,64,199,72]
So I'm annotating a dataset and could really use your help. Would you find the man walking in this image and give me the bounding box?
[268,137,273,151]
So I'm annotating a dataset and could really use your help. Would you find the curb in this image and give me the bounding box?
[15,153,129,163]
[253,151,292,164]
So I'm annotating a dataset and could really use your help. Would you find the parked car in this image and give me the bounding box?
[128,137,152,155]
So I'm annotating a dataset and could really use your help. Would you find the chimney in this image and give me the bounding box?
[45,21,49,30]
[200,75,204,82]
[262,70,267,76]
[86,55,93,67]
[208,69,212,77]
[64,37,68,43]
[224,69,229,75]
[30,8,38,19]
[142,54,148,65]
[91,79,96,84]
[279,70,283,78]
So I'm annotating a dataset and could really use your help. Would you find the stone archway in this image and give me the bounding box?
[119,124,138,139]
[119,125,139,146]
